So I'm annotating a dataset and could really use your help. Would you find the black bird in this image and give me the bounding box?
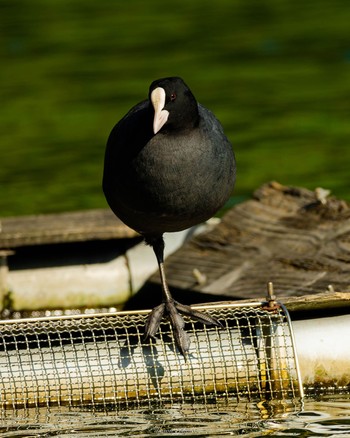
[103,77,236,355]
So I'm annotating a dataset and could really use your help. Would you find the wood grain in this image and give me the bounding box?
[0,209,137,248]
[149,181,350,299]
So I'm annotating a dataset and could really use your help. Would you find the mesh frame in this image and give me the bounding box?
[0,303,303,409]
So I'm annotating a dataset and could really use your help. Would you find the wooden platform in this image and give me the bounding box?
[147,181,350,300]
[0,209,137,249]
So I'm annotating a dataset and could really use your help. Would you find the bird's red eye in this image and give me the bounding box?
[170,92,176,101]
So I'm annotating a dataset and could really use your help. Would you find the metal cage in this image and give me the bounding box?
[0,301,303,409]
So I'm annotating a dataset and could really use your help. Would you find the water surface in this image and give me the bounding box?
[1,395,349,437]
[1,0,350,216]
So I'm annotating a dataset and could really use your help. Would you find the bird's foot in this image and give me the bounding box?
[144,300,222,356]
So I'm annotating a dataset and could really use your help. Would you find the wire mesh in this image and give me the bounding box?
[0,303,303,409]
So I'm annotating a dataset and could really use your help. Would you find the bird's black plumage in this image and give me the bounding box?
[103,77,236,355]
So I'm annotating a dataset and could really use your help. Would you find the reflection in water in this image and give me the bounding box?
[1,396,350,437]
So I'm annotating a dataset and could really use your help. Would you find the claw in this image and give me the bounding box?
[174,302,223,328]
[144,299,222,356]
[166,300,190,356]
[144,303,165,340]
[173,326,190,357]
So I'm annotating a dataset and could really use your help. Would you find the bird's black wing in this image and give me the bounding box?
[105,100,153,164]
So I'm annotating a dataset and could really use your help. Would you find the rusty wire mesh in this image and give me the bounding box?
[0,302,303,409]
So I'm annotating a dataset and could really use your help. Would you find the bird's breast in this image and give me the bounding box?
[104,111,235,235]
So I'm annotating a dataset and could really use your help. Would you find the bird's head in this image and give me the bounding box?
[149,77,199,134]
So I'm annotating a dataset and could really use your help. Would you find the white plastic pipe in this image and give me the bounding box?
[292,314,350,388]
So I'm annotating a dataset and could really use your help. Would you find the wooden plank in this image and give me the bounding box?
[0,209,137,248]
[280,290,350,312]
[198,291,350,313]
[148,181,350,299]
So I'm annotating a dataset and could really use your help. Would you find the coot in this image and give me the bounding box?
[103,77,236,355]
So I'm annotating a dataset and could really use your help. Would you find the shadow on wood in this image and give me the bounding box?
[134,181,350,306]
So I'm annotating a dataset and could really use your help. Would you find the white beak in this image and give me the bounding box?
[150,87,169,134]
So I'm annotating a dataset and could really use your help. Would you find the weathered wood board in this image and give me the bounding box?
[199,291,350,313]
[0,209,136,248]
[148,182,350,299]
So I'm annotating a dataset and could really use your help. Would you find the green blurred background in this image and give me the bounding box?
[1,0,349,217]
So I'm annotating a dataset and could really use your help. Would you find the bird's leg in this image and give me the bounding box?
[152,236,172,302]
[144,236,222,356]
[144,236,189,354]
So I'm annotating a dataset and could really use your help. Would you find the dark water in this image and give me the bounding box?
[1,0,350,216]
[1,396,350,437]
